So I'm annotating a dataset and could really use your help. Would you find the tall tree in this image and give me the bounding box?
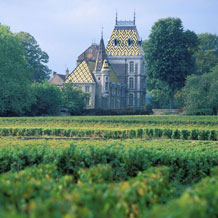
[183,64,218,115]
[145,18,198,107]
[61,83,89,115]
[0,24,35,116]
[16,32,50,82]
[30,83,62,116]
[194,33,218,74]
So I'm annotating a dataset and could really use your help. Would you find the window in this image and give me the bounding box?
[129,94,134,106]
[129,61,134,73]
[122,89,125,97]
[116,100,120,108]
[112,88,116,96]
[98,77,101,81]
[135,63,138,74]
[106,77,108,81]
[117,89,120,96]
[111,99,115,108]
[114,38,119,47]
[105,82,109,91]
[129,77,134,89]
[85,86,90,92]
[85,97,90,106]
[138,40,142,46]
[128,38,133,47]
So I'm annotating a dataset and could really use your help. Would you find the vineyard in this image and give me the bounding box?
[0,115,218,217]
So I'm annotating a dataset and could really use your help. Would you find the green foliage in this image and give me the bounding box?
[61,83,88,115]
[0,166,172,218]
[145,18,198,107]
[147,168,218,218]
[0,119,218,218]
[78,164,113,184]
[16,32,51,82]
[0,24,35,116]
[183,65,218,115]
[1,138,218,183]
[194,33,218,75]
[30,83,62,116]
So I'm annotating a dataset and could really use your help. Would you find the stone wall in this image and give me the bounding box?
[152,109,180,115]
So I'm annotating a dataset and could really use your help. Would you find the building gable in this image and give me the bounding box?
[106,21,142,56]
[66,60,95,83]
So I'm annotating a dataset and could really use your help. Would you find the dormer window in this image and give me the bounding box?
[114,38,119,47]
[138,40,142,46]
[128,38,133,47]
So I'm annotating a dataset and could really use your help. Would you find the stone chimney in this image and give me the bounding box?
[53,71,57,76]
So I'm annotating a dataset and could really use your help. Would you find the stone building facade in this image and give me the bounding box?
[50,15,146,109]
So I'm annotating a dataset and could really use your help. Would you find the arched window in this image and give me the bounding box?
[114,38,119,47]
[128,38,133,47]
[129,61,134,73]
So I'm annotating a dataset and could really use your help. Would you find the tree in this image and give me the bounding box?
[61,83,89,114]
[194,33,218,74]
[0,24,35,116]
[145,18,198,108]
[30,83,62,116]
[183,65,218,115]
[16,32,50,82]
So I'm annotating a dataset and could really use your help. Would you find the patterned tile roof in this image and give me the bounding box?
[101,59,120,83]
[106,27,142,56]
[101,59,110,72]
[66,60,95,83]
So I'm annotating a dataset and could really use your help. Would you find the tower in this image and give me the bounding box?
[106,14,146,107]
[93,33,109,108]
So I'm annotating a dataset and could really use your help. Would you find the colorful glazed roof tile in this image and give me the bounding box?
[101,59,120,83]
[66,60,95,83]
[106,23,142,56]
[101,59,110,72]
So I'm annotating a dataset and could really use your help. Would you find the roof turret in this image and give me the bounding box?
[94,36,107,72]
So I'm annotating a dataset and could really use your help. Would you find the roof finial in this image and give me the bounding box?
[116,10,118,25]
[101,27,104,39]
[134,9,136,25]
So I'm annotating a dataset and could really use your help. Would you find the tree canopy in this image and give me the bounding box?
[0,24,35,116]
[16,32,51,82]
[30,83,62,116]
[194,33,218,74]
[145,17,198,108]
[183,65,218,115]
[61,83,89,115]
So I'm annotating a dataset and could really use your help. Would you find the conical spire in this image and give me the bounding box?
[94,35,107,72]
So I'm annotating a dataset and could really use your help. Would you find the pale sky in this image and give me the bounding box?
[0,0,218,75]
